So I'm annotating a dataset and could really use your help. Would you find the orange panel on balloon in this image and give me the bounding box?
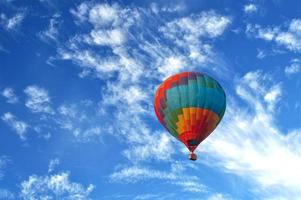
[176,108,220,137]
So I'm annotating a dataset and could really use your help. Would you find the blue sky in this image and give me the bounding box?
[1,0,301,199]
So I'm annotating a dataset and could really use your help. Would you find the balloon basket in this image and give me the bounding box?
[189,152,197,161]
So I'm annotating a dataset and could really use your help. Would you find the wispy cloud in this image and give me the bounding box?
[1,112,28,140]
[0,12,25,30]
[246,19,301,52]
[110,163,207,193]
[133,193,165,200]
[160,11,230,39]
[256,49,266,59]
[0,158,13,199]
[123,132,175,162]
[159,11,231,77]
[20,172,94,200]
[48,158,60,173]
[198,70,301,199]
[285,62,301,76]
[150,2,186,14]
[24,85,54,114]
[63,2,231,82]
[207,193,231,200]
[235,70,282,112]
[1,87,18,104]
[0,156,9,180]
[38,14,60,42]
[56,102,104,142]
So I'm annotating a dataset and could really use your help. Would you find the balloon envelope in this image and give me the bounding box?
[154,72,226,156]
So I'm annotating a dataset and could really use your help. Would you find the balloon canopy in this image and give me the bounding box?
[154,72,226,161]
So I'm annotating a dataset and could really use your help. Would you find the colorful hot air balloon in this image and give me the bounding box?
[154,72,226,161]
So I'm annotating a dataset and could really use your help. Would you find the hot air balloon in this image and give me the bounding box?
[154,72,226,161]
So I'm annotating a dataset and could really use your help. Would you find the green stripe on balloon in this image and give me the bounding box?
[164,84,225,117]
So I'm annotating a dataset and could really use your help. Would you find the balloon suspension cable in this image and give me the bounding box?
[189,151,197,161]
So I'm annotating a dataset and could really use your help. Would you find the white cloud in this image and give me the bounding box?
[88,28,126,46]
[8,13,25,30]
[0,156,9,180]
[58,104,77,118]
[264,85,281,105]
[275,32,299,50]
[24,85,54,114]
[1,112,28,140]
[70,2,90,23]
[207,193,231,200]
[232,71,281,112]
[39,15,60,41]
[1,87,18,104]
[59,49,120,79]
[257,49,266,59]
[110,164,206,193]
[56,102,104,142]
[157,56,186,79]
[246,19,301,52]
[88,3,120,27]
[236,71,281,111]
[20,172,94,200]
[158,11,231,77]
[259,28,278,41]
[73,127,102,141]
[160,11,230,40]
[246,24,279,41]
[244,4,258,14]
[289,19,301,33]
[0,157,13,199]
[134,194,161,200]
[236,71,282,112]
[198,70,301,199]
[285,63,301,75]
[103,84,147,107]
[71,2,138,33]
[0,12,25,30]
[150,2,186,14]
[64,3,231,83]
[123,132,175,162]
[48,158,60,173]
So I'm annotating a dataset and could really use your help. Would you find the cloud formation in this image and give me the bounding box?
[39,14,60,42]
[1,87,18,104]
[199,70,301,199]
[285,62,301,76]
[20,172,94,200]
[1,112,28,140]
[0,12,25,30]
[246,19,301,52]
[111,163,206,193]
[243,4,258,14]
[24,85,54,114]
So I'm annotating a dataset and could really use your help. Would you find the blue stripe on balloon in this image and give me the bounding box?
[165,82,225,117]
